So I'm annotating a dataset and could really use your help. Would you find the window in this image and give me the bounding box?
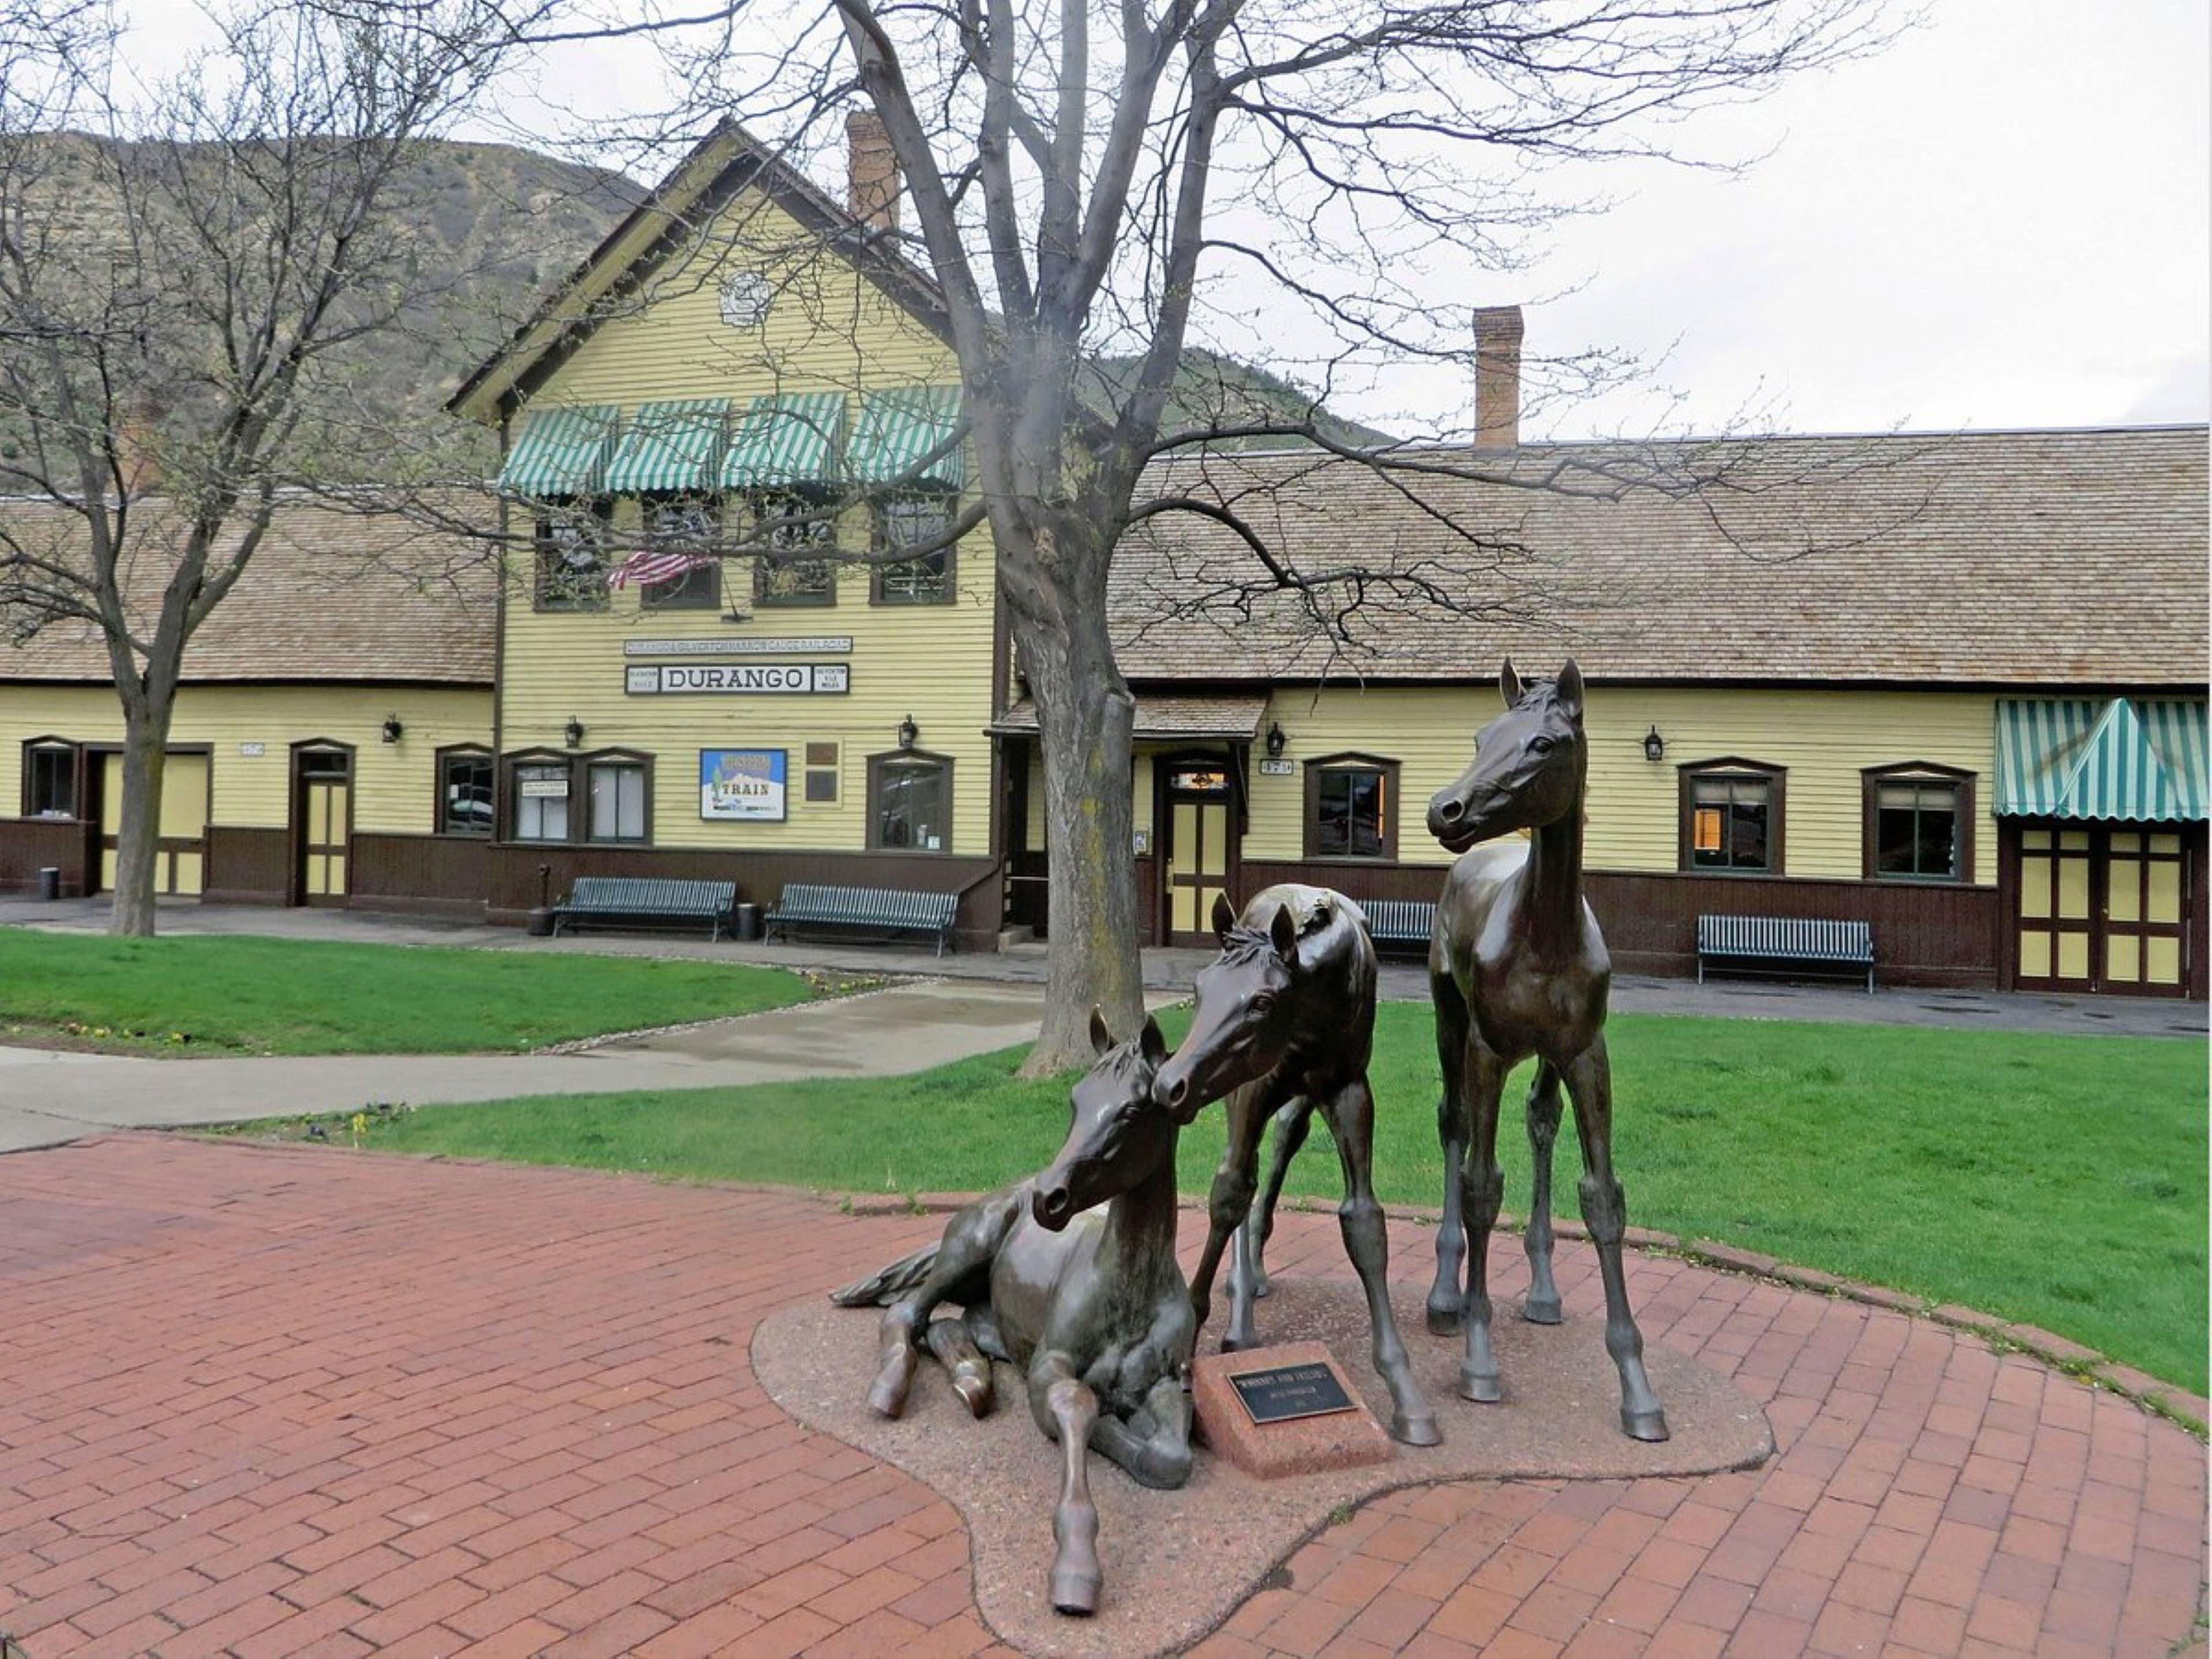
[869,753,952,851]
[872,493,955,604]
[22,740,78,817]
[1681,761,1785,874]
[437,747,494,838]
[640,497,722,611]
[753,493,836,607]
[511,760,572,841]
[1865,762,1974,882]
[1305,753,1399,860]
[533,500,612,610]
[586,757,650,843]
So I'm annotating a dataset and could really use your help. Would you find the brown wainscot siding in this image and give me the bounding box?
[349,837,1012,942]
[0,816,97,896]
[203,825,291,905]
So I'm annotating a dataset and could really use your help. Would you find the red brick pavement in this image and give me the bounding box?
[0,1137,2202,1658]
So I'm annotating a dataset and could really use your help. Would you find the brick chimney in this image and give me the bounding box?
[1473,305,1524,452]
[113,397,164,493]
[846,110,900,234]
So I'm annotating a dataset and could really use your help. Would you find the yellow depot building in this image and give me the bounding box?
[3,116,2204,998]
[0,501,494,906]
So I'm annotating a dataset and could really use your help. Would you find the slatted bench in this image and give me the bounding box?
[766,882,960,956]
[1696,914,1876,993]
[1362,899,1438,955]
[550,877,738,942]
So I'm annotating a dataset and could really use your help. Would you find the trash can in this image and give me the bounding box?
[35,866,60,901]
[733,901,763,942]
[526,906,556,937]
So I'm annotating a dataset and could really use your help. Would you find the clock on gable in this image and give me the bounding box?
[718,272,771,329]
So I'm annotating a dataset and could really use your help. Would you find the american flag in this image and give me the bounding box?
[606,550,715,589]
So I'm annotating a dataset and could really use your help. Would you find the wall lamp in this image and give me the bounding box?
[897,713,919,751]
[1643,725,1666,763]
[564,716,586,749]
[1265,720,1286,759]
[380,715,403,745]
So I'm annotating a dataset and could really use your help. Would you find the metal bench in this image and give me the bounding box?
[766,881,959,956]
[1361,899,1437,955]
[551,876,738,942]
[1696,914,1876,993]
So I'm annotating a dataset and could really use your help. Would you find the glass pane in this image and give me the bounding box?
[441,757,494,836]
[1692,806,1724,861]
[1917,810,1956,878]
[2057,855,2090,919]
[2019,930,2051,978]
[2022,829,2051,851]
[1692,778,1732,806]
[2057,933,2090,979]
[2110,831,2141,854]
[1876,806,1918,874]
[2061,830,2090,851]
[1729,801,1768,869]
[2108,861,2141,923]
[2107,934,2141,983]
[2147,937,2181,984]
[2149,832,2181,855]
[877,760,949,850]
[2147,859,2181,922]
[28,748,75,816]
[2020,857,2050,918]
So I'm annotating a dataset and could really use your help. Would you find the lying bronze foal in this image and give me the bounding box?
[831,1012,1193,1616]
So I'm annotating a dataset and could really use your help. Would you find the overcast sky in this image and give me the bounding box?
[119,0,2209,442]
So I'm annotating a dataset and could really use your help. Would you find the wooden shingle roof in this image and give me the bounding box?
[1,499,494,685]
[1109,426,2209,688]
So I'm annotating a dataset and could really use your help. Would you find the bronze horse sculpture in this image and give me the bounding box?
[1423,660,1668,1441]
[831,1012,1193,1616]
[1152,887,1440,1448]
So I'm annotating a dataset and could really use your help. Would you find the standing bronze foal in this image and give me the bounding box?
[1423,661,1669,1441]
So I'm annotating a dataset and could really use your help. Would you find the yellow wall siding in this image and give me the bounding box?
[1,685,491,832]
[1245,684,2006,884]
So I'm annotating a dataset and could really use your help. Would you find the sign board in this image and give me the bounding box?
[518,775,569,799]
[237,741,266,758]
[1228,1361,1358,1426]
[626,663,850,696]
[1257,757,1296,776]
[623,635,853,658]
[700,749,787,821]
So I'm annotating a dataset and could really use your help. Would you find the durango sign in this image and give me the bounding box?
[625,663,851,695]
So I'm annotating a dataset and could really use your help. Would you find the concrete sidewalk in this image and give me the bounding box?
[0,979,1121,1156]
[2,891,2204,1039]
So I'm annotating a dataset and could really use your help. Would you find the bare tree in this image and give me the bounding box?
[0,0,528,934]
[556,0,1889,1069]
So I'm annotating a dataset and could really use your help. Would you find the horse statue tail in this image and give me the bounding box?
[828,1242,940,1306]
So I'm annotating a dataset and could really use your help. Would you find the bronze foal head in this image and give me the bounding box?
[1032,1010,1174,1229]
[1426,658,1586,853]
[1152,895,1300,1122]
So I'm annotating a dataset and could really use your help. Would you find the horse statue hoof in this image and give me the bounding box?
[1458,1365,1502,1404]
[1252,1272,1271,1298]
[1050,1562,1101,1616]
[1392,1410,1442,1448]
[950,1364,994,1418]
[1521,1293,1562,1325]
[1424,1298,1462,1336]
[866,1350,918,1418]
[1620,1406,1670,1443]
[1218,1330,1252,1354]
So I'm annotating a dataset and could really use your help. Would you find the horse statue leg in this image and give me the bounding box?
[1239,1096,1313,1300]
[1028,1358,1104,1615]
[922,1314,994,1416]
[1190,1073,1293,1351]
[1456,1038,1509,1404]
[1522,1062,1565,1324]
[858,1190,1020,1417]
[1561,1035,1669,1442]
[1319,1074,1440,1446]
[1426,969,1472,1334]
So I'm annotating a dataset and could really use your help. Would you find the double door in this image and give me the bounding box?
[2014,824,2191,995]
[96,751,209,896]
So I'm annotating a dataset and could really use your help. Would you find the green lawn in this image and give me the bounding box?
[0,928,818,1055]
[279,1005,2210,1392]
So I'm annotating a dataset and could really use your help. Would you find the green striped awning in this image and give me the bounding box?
[1994,698,2209,821]
[604,399,729,495]
[718,392,847,488]
[849,386,965,488]
[497,404,621,496]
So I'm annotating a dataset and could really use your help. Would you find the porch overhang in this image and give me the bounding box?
[1994,698,2207,821]
[988,694,1268,743]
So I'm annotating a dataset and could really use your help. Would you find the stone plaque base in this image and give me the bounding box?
[1192,1340,1393,1479]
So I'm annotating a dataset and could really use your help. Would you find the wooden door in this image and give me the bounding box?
[296,750,351,904]
[2100,830,2190,995]
[1162,762,1235,946]
[97,751,209,896]
[2015,825,2096,990]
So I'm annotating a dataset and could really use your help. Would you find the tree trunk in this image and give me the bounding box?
[1016,569,1147,1077]
[107,699,175,938]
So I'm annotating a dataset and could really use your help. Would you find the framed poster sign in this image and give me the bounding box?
[700,749,787,821]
